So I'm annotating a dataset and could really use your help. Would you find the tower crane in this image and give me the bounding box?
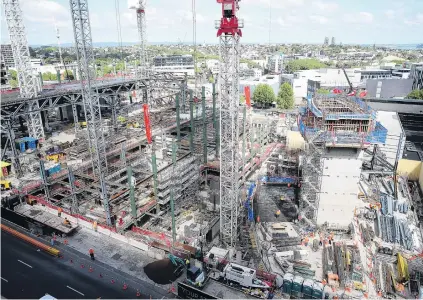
[69,0,112,226]
[129,0,148,79]
[216,0,244,248]
[2,0,45,176]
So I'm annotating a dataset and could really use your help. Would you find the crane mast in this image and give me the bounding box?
[2,0,44,140]
[69,0,112,225]
[216,0,243,248]
[130,0,148,78]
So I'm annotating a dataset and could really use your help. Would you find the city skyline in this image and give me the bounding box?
[1,0,423,45]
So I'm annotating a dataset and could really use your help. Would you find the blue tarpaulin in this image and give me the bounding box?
[261,176,297,184]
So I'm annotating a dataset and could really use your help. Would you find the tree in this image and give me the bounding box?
[208,76,215,84]
[9,69,17,80]
[316,88,330,94]
[252,84,275,107]
[407,89,423,100]
[285,59,326,73]
[63,69,74,80]
[276,82,294,109]
[9,79,18,88]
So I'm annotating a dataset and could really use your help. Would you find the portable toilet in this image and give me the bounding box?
[312,281,324,299]
[282,273,294,296]
[302,278,314,299]
[292,275,304,298]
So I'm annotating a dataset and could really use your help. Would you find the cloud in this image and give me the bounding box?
[309,15,329,24]
[344,12,374,24]
[312,1,339,13]
[21,0,70,27]
[176,10,208,23]
[404,13,423,25]
[242,0,304,8]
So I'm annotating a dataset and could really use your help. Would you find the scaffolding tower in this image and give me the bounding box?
[216,0,244,248]
[69,0,112,225]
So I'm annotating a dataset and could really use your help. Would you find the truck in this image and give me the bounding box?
[220,263,270,290]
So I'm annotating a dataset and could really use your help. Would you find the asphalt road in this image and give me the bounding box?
[0,231,148,299]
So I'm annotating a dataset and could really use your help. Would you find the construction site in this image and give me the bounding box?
[1,0,423,299]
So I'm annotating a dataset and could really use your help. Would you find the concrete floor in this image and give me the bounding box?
[253,185,297,223]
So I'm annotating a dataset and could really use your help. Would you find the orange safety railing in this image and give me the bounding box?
[1,224,60,256]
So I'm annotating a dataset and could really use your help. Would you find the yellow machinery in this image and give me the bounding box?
[79,121,87,128]
[0,180,12,191]
[46,153,66,163]
[353,281,366,291]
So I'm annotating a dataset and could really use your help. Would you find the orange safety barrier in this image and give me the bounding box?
[1,224,60,256]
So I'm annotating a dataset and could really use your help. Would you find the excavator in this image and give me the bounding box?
[341,67,367,98]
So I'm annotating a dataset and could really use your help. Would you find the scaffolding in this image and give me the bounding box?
[299,94,387,148]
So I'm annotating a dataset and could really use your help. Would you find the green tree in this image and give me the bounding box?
[208,76,215,84]
[316,88,330,95]
[285,59,326,73]
[276,82,294,109]
[9,69,17,80]
[63,69,74,80]
[9,79,18,88]
[252,84,275,107]
[407,89,423,100]
[42,72,55,81]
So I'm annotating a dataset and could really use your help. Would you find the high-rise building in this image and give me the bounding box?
[267,53,284,74]
[324,37,329,46]
[1,54,11,91]
[0,44,15,68]
[330,37,335,46]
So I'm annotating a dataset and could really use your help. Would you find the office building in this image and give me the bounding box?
[1,44,14,68]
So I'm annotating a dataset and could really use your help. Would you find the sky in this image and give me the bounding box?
[1,0,423,46]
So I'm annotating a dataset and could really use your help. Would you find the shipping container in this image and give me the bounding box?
[291,275,304,298]
[302,278,314,299]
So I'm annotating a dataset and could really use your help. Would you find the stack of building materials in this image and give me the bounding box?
[375,199,414,250]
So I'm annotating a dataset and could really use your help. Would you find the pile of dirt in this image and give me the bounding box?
[144,258,182,284]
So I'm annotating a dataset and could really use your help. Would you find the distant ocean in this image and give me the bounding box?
[361,44,423,50]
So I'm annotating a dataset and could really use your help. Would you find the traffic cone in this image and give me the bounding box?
[64,239,68,245]
[89,266,93,273]
[111,279,115,284]
[123,283,128,290]
[136,290,141,297]
[81,264,85,268]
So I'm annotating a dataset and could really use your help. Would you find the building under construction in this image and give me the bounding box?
[2,0,423,298]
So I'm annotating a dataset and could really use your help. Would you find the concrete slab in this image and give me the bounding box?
[317,158,362,227]
[14,204,77,234]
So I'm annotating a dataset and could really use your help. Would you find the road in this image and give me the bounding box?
[0,231,148,299]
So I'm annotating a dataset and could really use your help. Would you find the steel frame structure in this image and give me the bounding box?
[2,0,44,141]
[69,0,111,225]
[216,0,243,248]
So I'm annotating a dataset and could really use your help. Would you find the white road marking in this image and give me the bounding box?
[67,285,85,296]
[17,260,33,268]
[1,277,8,282]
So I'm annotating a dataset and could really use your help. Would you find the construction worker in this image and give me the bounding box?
[185,258,190,269]
[58,207,63,217]
[63,217,71,227]
[275,210,281,217]
[89,248,95,260]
